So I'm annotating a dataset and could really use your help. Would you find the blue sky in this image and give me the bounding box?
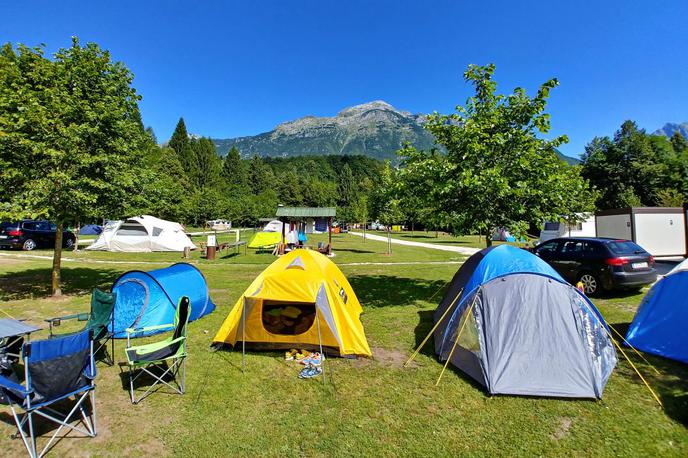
[2,1,687,158]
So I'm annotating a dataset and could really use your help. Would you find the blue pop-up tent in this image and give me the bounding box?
[432,245,617,398]
[80,224,103,235]
[111,263,215,338]
[626,259,688,364]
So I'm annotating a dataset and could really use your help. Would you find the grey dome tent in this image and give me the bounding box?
[425,245,617,399]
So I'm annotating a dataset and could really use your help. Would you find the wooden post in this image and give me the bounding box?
[328,217,332,255]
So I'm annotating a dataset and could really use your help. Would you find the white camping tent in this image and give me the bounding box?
[86,215,196,252]
[262,219,299,244]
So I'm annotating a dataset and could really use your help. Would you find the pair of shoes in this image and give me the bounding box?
[298,365,323,379]
[284,349,299,361]
[294,350,310,362]
[300,352,324,366]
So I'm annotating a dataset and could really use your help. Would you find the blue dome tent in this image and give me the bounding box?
[430,245,617,398]
[626,259,688,364]
[80,224,103,235]
[111,263,215,338]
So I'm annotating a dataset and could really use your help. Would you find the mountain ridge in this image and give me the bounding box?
[653,121,688,139]
[212,100,580,164]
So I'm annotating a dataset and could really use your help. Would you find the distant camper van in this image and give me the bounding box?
[539,214,596,243]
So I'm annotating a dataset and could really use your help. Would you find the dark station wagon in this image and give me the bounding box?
[0,220,76,251]
[531,237,657,295]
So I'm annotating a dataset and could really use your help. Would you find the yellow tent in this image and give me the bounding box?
[247,231,281,248]
[213,249,371,357]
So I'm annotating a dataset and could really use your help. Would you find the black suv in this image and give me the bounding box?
[0,220,76,251]
[532,237,657,295]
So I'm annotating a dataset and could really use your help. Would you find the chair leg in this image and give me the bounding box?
[129,366,136,404]
[10,406,36,458]
[90,388,97,435]
[27,411,36,458]
[181,357,186,393]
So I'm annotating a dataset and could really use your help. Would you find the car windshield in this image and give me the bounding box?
[607,240,646,255]
[0,222,19,230]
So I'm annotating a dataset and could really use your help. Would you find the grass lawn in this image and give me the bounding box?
[0,234,686,456]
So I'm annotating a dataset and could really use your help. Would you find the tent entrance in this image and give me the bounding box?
[261,300,316,335]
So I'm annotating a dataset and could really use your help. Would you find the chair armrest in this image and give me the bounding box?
[44,312,89,324]
[125,323,175,335]
[0,375,31,398]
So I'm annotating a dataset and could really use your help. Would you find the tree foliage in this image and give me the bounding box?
[0,38,149,294]
[581,121,687,209]
[395,64,596,245]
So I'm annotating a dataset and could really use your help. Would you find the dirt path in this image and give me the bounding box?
[349,231,480,255]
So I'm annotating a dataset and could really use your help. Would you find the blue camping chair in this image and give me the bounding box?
[0,330,97,458]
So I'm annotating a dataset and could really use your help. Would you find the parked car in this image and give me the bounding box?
[0,220,76,251]
[531,237,657,295]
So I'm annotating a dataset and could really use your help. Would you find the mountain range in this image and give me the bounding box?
[212,100,582,164]
[653,122,688,139]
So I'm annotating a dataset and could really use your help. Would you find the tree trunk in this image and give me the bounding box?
[52,221,63,296]
[363,220,366,243]
[485,230,493,248]
[73,221,80,252]
[387,226,392,255]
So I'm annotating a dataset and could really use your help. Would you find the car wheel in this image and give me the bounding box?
[578,272,600,296]
[64,238,74,249]
[22,239,36,251]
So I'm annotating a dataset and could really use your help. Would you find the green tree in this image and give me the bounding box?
[222,146,247,187]
[248,155,275,195]
[169,118,197,181]
[401,64,595,246]
[192,137,221,190]
[581,122,685,208]
[0,39,148,295]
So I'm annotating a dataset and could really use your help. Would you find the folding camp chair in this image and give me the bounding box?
[45,288,116,365]
[124,296,190,404]
[0,330,97,458]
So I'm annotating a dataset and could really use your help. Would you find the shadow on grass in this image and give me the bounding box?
[610,322,688,426]
[0,266,120,301]
[334,248,376,254]
[348,275,446,308]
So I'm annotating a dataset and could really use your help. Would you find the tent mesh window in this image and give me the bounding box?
[117,223,148,236]
[262,300,316,335]
[456,306,481,356]
[152,227,163,236]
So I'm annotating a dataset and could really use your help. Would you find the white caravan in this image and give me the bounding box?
[539,214,596,243]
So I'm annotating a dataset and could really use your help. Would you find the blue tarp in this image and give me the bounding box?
[80,224,102,235]
[111,263,215,338]
[626,270,688,364]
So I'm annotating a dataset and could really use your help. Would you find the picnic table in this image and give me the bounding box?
[199,240,247,257]
[0,318,42,360]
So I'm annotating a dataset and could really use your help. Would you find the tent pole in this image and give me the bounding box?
[315,304,325,385]
[435,289,479,386]
[241,298,246,373]
[404,287,464,367]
